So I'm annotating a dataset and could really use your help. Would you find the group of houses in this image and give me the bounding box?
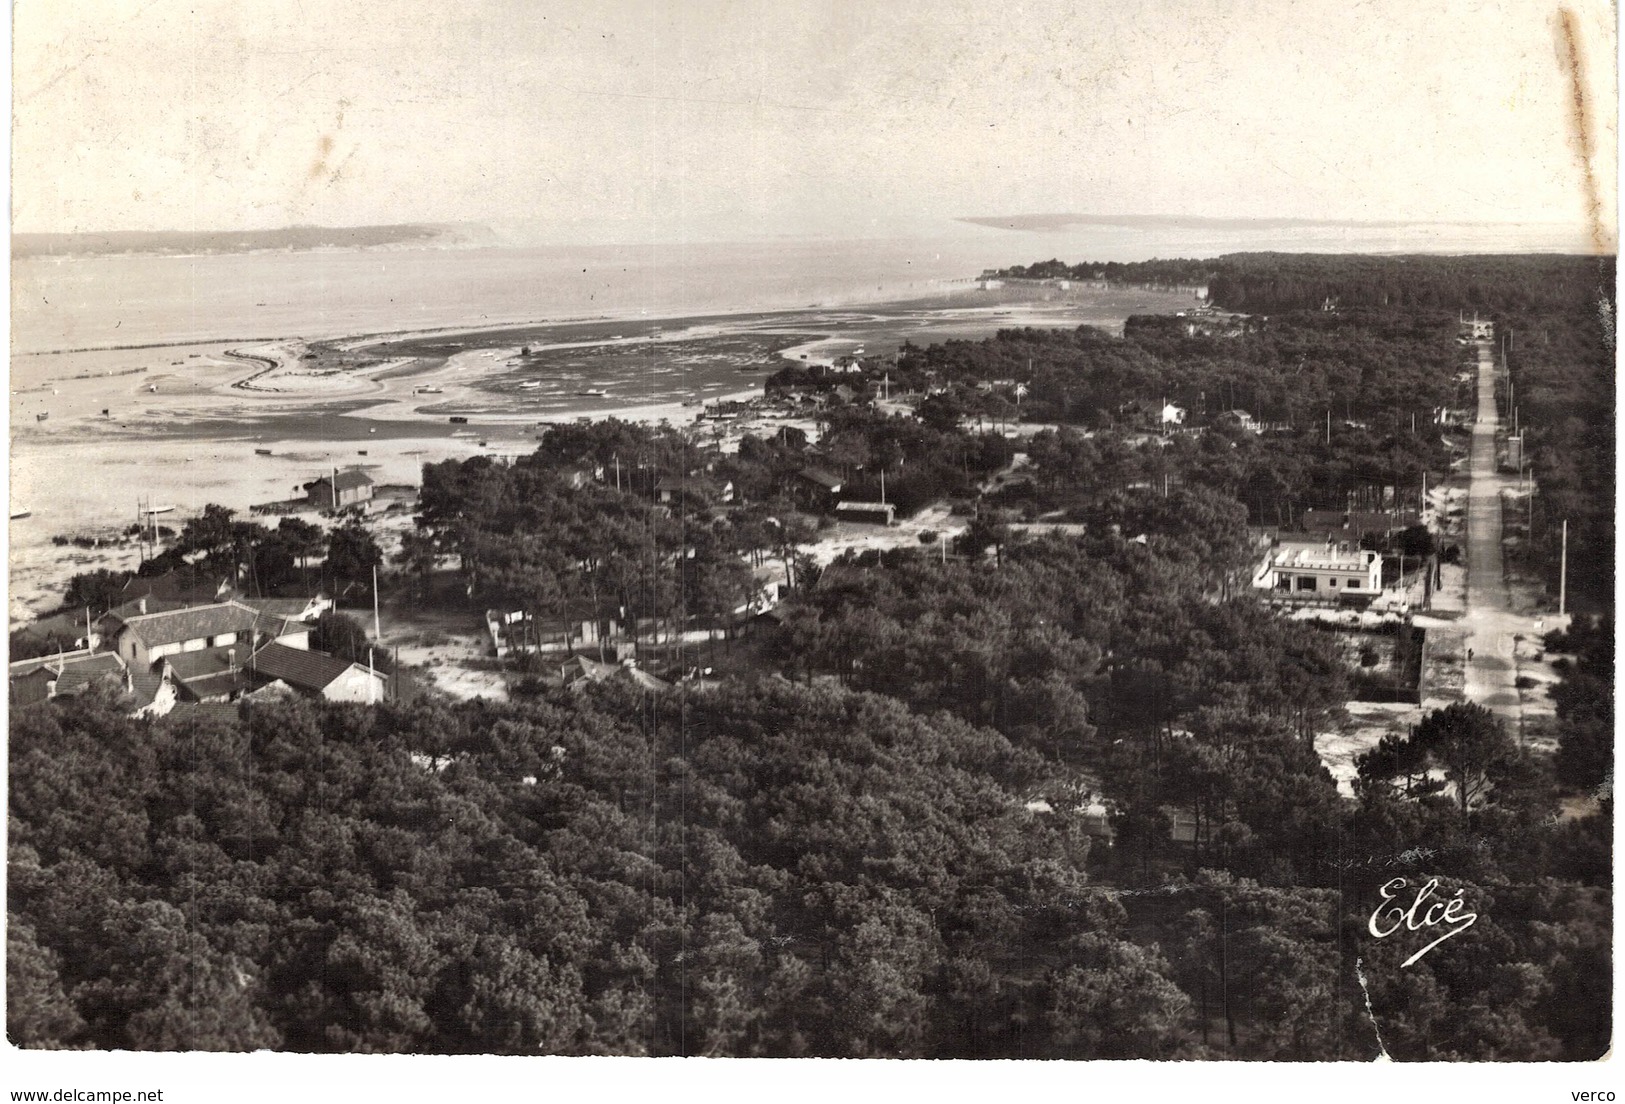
[788,467,895,526]
[9,571,386,718]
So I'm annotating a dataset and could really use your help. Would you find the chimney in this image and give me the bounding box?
[138,597,147,615]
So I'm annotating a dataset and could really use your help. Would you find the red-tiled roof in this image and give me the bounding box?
[129,669,168,709]
[796,468,843,490]
[120,570,231,605]
[48,654,128,694]
[559,655,669,692]
[163,645,242,681]
[9,650,125,680]
[176,670,255,701]
[246,642,360,693]
[1301,509,1421,534]
[237,597,321,620]
[101,597,190,632]
[168,701,243,725]
[119,601,267,650]
[312,469,374,492]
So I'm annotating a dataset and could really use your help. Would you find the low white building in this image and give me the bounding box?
[1253,541,1382,598]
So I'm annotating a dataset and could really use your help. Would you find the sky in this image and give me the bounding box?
[11,0,1619,244]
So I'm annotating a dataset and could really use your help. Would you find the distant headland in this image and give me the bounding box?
[12,223,498,259]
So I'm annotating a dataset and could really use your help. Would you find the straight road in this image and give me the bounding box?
[1462,338,1526,722]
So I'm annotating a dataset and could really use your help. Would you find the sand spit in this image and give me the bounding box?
[12,285,1193,623]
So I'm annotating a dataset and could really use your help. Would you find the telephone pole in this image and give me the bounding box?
[1559,518,1568,617]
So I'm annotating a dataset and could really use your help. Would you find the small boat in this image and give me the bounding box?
[35,412,48,421]
[577,388,608,397]
[357,450,368,456]
[449,416,469,424]
[254,448,273,456]
[10,507,31,520]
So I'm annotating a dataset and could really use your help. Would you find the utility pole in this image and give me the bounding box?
[1326,409,1331,444]
[1559,518,1568,617]
[373,564,382,641]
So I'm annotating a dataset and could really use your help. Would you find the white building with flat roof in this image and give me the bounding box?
[1253,541,1382,598]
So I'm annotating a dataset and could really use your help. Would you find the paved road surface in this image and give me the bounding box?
[1462,339,1535,724]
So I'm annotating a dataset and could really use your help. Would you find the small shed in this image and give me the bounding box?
[307,469,375,511]
[791,467,843,510]
[835,501,896,526]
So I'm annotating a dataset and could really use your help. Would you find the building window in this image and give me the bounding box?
[1347,578,1361,589]
[1329,578,1338,587]
[1296,576,1317,592]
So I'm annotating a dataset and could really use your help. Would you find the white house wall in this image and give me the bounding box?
[322,666,387,703]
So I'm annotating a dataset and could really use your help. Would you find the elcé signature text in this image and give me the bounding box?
[1367,877,1478,968]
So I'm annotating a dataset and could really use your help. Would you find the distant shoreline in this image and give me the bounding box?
[14,280,984,359]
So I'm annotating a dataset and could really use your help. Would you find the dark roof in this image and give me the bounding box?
[168,701,243,725]
[16,610,92,642]
[1301,509,1422,535]
[558,655,668,692]
[129,668,168,708]
[120,570,230,605]
[267,617,309,640]
[100,597,190,635]
[559,655,620,684]
[312,469,374,492]
[796,467,843,490]
[38,653,128,695]
[176,670,255,701]
[246,642,361,692]
[11,649,93,677]
[655,475,721,497]
[9,650,124,680]
[163,645,242,681]
[614,666,670,691]
[236,597,321,620]
[119,601,268,650]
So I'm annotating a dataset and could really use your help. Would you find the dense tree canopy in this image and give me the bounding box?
[10,253,1611,1060]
